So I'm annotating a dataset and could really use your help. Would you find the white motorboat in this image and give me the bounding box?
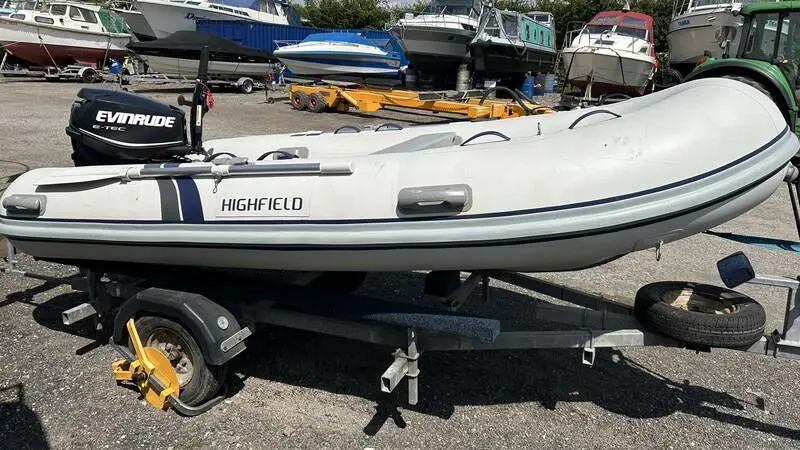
[0,0,131,68]
[666,0,774,76]
[133,0,301,40]
[2,78,798,273]
[273,32,405,83]
[560,8,658,97]
[388,0,486,76]
[109,0,156,41]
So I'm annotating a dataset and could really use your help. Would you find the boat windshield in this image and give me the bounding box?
[584,13,649,40]
[421,0,481,18]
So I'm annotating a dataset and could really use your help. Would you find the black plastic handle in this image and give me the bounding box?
[460,130,511,146]
[568,109,622,130]
[375,123,404,132]
[334,125,361,134]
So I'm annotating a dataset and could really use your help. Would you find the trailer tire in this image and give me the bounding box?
[130,315,228,406]
[239,79,254,94]
[291,91,309,110]
[81,68,96,84]
[308,92,327,113]
[634,281,766,348]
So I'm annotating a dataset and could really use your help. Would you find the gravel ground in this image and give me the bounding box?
[0,79,799,450]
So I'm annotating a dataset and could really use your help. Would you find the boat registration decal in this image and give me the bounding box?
[215,195,310,218]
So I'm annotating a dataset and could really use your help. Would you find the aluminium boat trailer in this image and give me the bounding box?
[1,235,799,417]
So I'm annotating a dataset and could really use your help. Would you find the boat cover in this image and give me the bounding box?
[128,31,275,60]
[97,7,130,34]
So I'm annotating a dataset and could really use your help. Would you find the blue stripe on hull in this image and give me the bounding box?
[280,55,401,70]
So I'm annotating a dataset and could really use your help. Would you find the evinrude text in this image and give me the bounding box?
[95,110,176,128]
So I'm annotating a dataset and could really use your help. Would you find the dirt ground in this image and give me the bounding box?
[0,78,799,450]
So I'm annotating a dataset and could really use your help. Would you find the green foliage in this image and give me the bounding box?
[294,0,676,52]
[296,0,391,29]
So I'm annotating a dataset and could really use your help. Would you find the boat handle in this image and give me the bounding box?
[397,184,472,216]
[334,125,361,134]
[568,109,622,129]
[460,130,511,146]
[2,194,46,217]
[374,123,404,132]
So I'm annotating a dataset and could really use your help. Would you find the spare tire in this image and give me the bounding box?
[634,281,766,348]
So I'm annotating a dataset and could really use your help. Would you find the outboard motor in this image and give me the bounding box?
[66,89,191,166]
[65,46,213,166]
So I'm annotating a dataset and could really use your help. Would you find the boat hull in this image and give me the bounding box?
[115,9,156,41]
[560,48,656,96]
[2,79,796,273]
[667,8,741,76]
[134,0,288,40]
[0,17,130,67]
[388,24,473,74]
[277,53,402,78]
[144,54,269,78]
[470,40,556,76]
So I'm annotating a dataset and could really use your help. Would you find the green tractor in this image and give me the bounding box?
[683,1,800,135]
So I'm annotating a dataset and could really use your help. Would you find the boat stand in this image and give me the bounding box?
[3,238,800,415]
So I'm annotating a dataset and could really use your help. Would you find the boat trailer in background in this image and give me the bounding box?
[2,237,799,417]
[286,82,556,120]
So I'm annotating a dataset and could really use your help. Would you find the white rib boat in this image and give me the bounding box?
[1,78,797,273]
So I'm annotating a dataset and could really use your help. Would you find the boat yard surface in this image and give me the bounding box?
[1,79,799,450]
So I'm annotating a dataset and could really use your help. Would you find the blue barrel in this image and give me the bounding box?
[544,73,556,93]
[520,74,535,98]
[109,59,120,74]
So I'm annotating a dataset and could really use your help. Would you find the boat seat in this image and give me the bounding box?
[371,132,463,155]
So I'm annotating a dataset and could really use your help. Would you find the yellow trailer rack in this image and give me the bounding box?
[288,83,554,120]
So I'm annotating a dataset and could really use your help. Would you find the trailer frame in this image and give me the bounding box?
[2,238,799,415]
[286,82,555,120]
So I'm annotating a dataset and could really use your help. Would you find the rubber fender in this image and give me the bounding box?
[112,287,247,366]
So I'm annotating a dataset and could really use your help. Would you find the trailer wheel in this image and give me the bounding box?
[634,281,766,348]
[239,79,254,94]
[291,91,309,110]
[81,68,96,84]
[307,92,327,113]
[130,315,228,406]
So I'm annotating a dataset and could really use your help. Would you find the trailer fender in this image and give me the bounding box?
[112,287,250,366]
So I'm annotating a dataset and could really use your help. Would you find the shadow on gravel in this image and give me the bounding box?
[0,383,50,450]
[8,271,799,440]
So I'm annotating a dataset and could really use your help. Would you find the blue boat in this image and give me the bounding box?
[272,32,406,84]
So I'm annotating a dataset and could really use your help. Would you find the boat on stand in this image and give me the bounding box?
[108,0,156,42]
[133,0,302,40]
[469,9,557,87]
[388,0,487,85]
[666,0,775,77]
[272,32,406,86]
[0,1,131,70]
[560,6,658,100]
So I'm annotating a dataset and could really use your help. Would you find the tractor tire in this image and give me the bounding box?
[634,281,766,348]
[721,75,772,100]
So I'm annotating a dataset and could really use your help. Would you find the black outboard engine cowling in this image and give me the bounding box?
[66,88,191,166]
